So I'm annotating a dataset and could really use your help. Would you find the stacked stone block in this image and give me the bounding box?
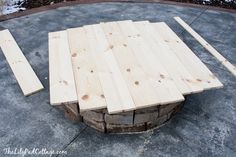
[60,102,184,133]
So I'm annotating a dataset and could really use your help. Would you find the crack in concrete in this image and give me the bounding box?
[56,126,88,157]
[175,7,235,75]
[179,6,209,37]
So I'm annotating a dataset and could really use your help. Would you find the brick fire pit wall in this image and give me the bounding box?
[73,101,185,133]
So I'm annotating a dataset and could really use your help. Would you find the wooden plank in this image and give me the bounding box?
[67,27,107,111]
[134,21,203,94]
[83,24,136,114]
[102,21,184,109]
[151,22,223,89]
[0,29,44,96]
[174,16,236,77]
[48,31,77,105]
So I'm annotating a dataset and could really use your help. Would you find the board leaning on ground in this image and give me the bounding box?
[49,20,223,114]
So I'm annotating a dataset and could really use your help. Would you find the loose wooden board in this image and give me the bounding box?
[48,31,77,105]
[174,16,236,77]
[151,22,223,90]
[0,29,44,96]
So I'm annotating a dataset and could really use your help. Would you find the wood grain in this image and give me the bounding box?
[0,29,44,96]
[152,22,223,89]
[84,24,136,113]
[67,27,107,111]
[49,31,77,105]
[134,21,203,94]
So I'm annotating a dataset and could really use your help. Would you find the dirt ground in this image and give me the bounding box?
[171,0,236,9]
[21,0,71,9]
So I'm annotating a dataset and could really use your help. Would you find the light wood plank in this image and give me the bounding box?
[0,29,44,96]
[174,16,236,77]
[102,21,184,108]
[48,31,77,105]
[117,21,185,104]
[84,24,136,114]
[134,21,203,94]
[152,22,223,89]
[67,27,107,111]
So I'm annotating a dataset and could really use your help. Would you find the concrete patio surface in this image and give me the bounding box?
[0,2,236,157]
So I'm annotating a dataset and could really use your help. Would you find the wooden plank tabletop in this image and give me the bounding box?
[49,20,223,114]
[0,29,44,96]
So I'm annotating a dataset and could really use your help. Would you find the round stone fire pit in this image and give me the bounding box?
[52,19,221,134]
[79,102,184,133]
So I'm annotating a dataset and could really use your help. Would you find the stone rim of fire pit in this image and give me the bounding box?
[76,101,184,133]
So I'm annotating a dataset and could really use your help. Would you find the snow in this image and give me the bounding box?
[225,0,233,2]
[0,0,235,15]
[0,0,25,15]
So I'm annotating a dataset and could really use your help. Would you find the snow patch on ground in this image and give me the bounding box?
[0,0,25,15]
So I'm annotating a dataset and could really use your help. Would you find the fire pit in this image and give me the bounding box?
[49,20,222,133]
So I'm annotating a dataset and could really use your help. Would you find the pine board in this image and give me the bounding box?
[67,27,107,111]
[174,16,236,77]
[48,31,77,105]
[0,29,44,96]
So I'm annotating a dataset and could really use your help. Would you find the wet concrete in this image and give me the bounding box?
[0,2,235,157]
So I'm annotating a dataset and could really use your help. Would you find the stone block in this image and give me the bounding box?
[134,111,159,124]
[94,109,108,114]
[159,103,180,117]
[63,103,82,122]
[135,105,159,114]
[146,114,168,129]
[106,123,146,133]
[105,111,133,125]
[83,119,105,133]
[81,110,104,122]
